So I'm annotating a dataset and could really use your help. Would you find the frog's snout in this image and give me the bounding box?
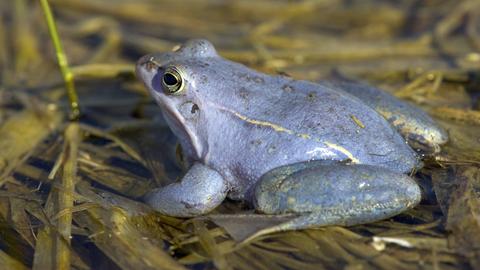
[135,55,149,78]
[137,54,151,66]
[136,55,160,73]
[136,54,161,88]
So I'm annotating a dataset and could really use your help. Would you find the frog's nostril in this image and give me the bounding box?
[137,55,150,66]
[137,55,160,71]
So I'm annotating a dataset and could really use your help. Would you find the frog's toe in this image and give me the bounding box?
[402,121,448,155]
[254,161,421,231]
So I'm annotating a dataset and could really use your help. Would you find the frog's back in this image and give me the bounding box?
[233,76,419,172]
[194,59,419,200]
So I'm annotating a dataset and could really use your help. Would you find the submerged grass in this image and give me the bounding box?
[0,0,479,269]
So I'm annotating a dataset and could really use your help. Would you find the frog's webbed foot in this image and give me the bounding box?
[253,160,421,233]
[143,163,228,217]
[326,81,448,155]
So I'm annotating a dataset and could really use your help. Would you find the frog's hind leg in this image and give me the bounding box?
[252,160,421,237]
[325,81,448,155]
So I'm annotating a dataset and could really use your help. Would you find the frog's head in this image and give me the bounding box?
[136,39,220,161]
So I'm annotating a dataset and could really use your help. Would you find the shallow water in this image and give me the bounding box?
[0,0,479,269]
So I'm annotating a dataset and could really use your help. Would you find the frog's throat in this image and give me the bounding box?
[162,103,204,160]
[214,104,360,164]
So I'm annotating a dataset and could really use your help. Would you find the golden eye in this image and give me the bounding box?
[162,67,184,94]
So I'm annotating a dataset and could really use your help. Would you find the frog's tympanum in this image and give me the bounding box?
[136,39,448,232]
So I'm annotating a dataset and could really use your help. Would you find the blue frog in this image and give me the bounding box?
[136,39,447,232]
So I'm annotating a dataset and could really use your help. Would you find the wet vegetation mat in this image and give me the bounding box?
[1,0,480,269]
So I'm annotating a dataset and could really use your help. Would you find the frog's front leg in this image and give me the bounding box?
[144,163,228,217]
[254,161,421,233]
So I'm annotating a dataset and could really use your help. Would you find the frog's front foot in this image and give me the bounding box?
[254,161,421,232]
[143,163,228,217]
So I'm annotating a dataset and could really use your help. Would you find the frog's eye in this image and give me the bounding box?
[162,67,184,94]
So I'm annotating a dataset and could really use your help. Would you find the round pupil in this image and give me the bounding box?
[163,73,178,86]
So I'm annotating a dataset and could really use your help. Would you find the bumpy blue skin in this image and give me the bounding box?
[323,81,448,155]
[136,39,447,231]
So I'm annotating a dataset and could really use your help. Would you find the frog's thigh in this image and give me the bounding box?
[143,162,228,217]
[334,82,447,154]
[254,161,421,231]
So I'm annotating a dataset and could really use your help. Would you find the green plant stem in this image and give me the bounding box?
[39,0,80,120]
